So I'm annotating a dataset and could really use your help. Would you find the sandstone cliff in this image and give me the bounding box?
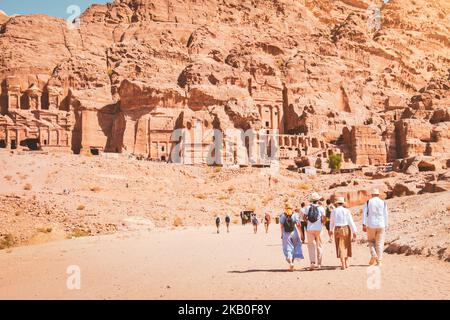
[0,0,449,165]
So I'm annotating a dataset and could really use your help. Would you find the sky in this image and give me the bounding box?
[0,0,111,18]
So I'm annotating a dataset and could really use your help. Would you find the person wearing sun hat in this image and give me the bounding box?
[280,203,304,271]
[363,188,389,267]
[329,196,357,270]
[303,192,326,270]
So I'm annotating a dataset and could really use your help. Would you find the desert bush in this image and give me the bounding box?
[70,228,90,238]
[0,234,15,250]
[23,183,32,191]
[218,195,229,201]
[276,58,286,70]
[89,186,102,193]
[328,154,343,171]
[294,183,311,190]
[173,217,183,227]
[37,227,52,234]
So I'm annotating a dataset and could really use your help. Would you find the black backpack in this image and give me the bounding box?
[216,217,221,224]
[307,205,320,223]
[325,206,332,218]
[283,214,295,233]
[225,216,231,223]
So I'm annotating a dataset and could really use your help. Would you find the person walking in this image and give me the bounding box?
[325,199,335,243]
[215,215,221,234]
[251,213,259,234]
[329,197,357,270]
[299,202,307,242]
[303,192,326,270]
[280,203,304,271]
[363,189,389,267]
[225,214,231,233]
[264,212,271,233]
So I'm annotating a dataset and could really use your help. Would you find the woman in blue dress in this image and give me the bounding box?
[280,203,304,271]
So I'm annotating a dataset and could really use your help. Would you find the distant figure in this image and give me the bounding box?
[215,215,221,234]
[300,202,307,241]
[225,214,231,233]
[280,203,304,271]
[251,213,259,234]
[240,211,252,225]
[329,197,357,270]
[325,199,335,243]
[264,212,271,233]
[303,192,326,270]
[363,189,389,267]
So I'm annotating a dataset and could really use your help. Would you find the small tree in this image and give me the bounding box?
[328,154,343,171]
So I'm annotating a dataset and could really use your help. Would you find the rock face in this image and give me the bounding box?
[0,0,449,166]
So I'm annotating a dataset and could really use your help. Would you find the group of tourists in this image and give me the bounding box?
[280,189,388,271]
[215,214,231,233]
[214,188,388,271]
[216,212,272,234]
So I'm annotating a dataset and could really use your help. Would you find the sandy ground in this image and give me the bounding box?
[1,152,448,258]
[1,152,449,299]
[0,225,449,300]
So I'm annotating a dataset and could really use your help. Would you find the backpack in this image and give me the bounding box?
[307,205,320,223]
[283,214,295,233]
[225,215,231,223]
[325,206,332,218]
[215,217,221,224]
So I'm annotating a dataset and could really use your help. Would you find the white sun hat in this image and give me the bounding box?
[335,196,345,204]
[310,192,321,201]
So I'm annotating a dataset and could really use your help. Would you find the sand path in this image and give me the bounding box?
[0,225,449,300]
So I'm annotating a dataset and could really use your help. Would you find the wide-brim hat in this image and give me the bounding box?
[335,196,345,204]
[372,188,380,195]
[310,192,321,201]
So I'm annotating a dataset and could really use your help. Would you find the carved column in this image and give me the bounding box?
[47,86,62,110]
[270,105,274,129]
[7,85,21,111]
[26,84,42,110]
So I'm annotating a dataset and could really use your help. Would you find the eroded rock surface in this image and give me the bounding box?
[0,0,448,167]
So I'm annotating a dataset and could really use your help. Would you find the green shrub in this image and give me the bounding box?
[328,154,343,171]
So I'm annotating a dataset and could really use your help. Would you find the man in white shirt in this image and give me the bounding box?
[362,189,389,267]
[303,192,326,270]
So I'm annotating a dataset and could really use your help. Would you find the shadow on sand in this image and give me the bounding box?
[229,264,368,273]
